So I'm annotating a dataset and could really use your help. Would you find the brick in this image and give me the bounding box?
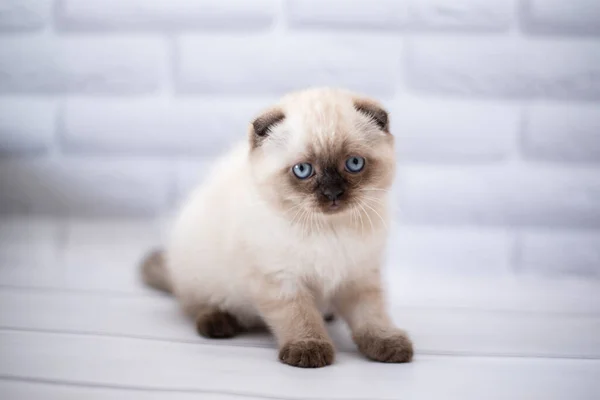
[398,165,600,228]
[0,35,166,94]
[387,225,513,275]
[390,97,518,162]
[406,37,600,100]
[520,230,600,277]
[524,104,600,162]
[0,0,50,31]
[57,0,276,31]
[177,34,400,97]
[0,158,172,216]
[61,98,271,156]
[286,0,407,29]
[522,0,600,35]
[0,98,56,154]
[409,0,512,31]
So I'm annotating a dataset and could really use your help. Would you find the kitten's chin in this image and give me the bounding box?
[318,200,349,215]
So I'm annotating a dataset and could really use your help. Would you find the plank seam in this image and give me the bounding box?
[1,327,597,360]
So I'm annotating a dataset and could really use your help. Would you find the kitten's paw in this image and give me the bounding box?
[196,311,242,339]
[279,339,335,368]
[354,331,413,363]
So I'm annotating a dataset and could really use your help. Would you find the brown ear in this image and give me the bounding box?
[250,107,285,148]
[353,99,389,133]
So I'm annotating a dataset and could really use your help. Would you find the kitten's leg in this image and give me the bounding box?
[333,272,413,363]
[254,284,334,368]
[193,304,244,339]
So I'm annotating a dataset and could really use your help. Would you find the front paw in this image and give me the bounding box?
[354,331,413,363]
[279,339,335,368]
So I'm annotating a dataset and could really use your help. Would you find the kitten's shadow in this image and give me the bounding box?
[222,320,356,353]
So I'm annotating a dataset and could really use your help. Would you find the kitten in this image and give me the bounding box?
[141,88,413,368]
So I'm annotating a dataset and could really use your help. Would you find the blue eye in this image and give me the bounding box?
[292,163,313,179]
[345,156,365,173]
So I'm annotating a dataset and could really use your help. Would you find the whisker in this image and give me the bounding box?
[314,212,324,236]
[359,188,389,193]
[289,205,305,226]
[360,195,385,205]
[315,213,321,236]
[284,202,304,216]
[357,206,365,236]
[300,209,310,237]
[357,202,375,232]
[352,206,364,237]
[361,200,388,230]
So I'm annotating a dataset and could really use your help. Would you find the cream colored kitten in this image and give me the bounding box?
[141,88,413,368]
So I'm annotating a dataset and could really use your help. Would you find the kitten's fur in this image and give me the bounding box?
[141,88,413,367]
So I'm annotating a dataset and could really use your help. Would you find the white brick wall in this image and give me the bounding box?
[520,230,600,277]
[0,0,51,31]
[407,37,600,100]
[392,97,519,161]
[61,97,270,155]
[0,0,599,279]
[286,0,408,29]
[522,0,600,35]
[408,0,513,31]
[0,158,171,215]
[0,35,167,94]
[399,165,600,228]
[523,103,600,162]
[0,98,56,154]
[177,34,400,96]
[57,0,277,31]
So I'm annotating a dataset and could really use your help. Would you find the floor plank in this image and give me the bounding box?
[0,217,64,289]
[2,262,599,315]
[0,379,268,400]
[0,218,161,293]
[1,289,598,358]
[2,217,600,399]
[1,331,598,400]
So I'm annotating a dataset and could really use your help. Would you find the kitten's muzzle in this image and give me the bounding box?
[319,186,346,212]
[318,167,347,203]
[321,187,345,201]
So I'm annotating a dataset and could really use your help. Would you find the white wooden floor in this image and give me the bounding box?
[1,217,599,400]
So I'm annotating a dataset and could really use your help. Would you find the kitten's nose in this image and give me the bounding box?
[322,187,345,201]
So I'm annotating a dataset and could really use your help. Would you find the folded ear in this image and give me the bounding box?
[353,98,389,133]
[250,107,285,148]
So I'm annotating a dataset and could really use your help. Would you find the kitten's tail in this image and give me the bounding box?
[140,249,172,293]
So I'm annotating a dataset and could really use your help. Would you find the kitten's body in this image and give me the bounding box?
[142,88,412,367]
[168,143,386,326]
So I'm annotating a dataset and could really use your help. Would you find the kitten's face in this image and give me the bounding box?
[250,89,395,225]
[284,140,392,215]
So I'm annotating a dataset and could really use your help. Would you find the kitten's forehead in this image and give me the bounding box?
[281,89,358,159]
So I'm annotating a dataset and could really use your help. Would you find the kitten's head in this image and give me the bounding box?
[249,88,395,228]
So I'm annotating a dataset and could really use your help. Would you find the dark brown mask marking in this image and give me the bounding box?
[317,167,347,202]
[353,99,389,133]
[251,108,285,148]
